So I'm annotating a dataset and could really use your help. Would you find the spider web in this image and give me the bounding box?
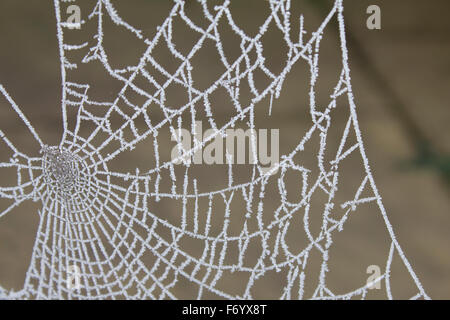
[0,0,428,299]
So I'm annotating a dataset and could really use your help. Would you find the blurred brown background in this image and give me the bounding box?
[0,0,449,299]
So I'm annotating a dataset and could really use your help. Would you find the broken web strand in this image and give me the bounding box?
[0,0,429,299]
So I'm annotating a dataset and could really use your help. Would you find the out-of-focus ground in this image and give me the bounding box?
[0,0,448,299]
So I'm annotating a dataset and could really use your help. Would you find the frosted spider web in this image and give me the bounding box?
[0,0,429,300]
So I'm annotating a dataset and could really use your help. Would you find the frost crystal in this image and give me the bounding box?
[0,0,428,300]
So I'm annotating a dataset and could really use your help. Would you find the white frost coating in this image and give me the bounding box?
[0,0,428,299]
